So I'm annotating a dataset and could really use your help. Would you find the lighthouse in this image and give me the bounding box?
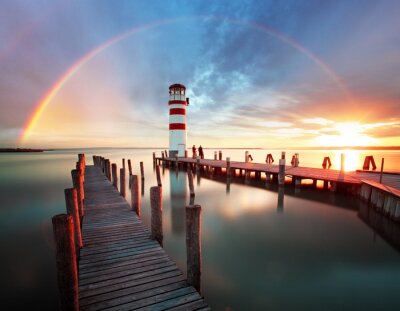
[169,83,188,157]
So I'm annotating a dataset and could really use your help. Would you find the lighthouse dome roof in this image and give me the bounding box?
[169,83,186,90]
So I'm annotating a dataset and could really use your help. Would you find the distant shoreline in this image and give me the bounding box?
[1,146,399,152]
[0,148,52,153]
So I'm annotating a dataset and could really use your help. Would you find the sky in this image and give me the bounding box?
[0,0,399,148]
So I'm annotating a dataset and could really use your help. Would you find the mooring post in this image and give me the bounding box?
[106,159,111,181]
[120,168,126,197]
[188,168,195,197]
[111,163,118,189]
[140,161,144,180]
[186,204,202,293]
[214,151,217,160]
[122,158,126,169]
[64,188,83,256]
[130,175,140,216]
[218,150,222,160]
[156,164,162,187]
[152,152,156,164]
[175,156,178,168]
[226,157,231,177]
[379,158,384,183]
[196,156,200,175]
[281,151,286,160]
[245,151,249,163]
[340,153,345,172]
[71,169,84,222]
[278,159,286,186]
[150,186,163,246]
[52,214,79,311]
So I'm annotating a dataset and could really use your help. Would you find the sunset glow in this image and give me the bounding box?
[0,1,399,149]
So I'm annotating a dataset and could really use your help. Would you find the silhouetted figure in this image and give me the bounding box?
[192,145,197,158]
[248,153,253,161]
[198,145,204,159]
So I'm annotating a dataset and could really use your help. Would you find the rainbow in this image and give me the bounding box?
[19,16,351,144]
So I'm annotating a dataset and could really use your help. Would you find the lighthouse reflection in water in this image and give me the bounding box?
[169,170,187,235]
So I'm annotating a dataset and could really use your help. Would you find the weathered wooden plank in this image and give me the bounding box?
[82,281,190,311]
[104,287,198,311]
[79,275,187,307]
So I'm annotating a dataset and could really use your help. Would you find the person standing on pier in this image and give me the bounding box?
[198,145,204,159]
[192,145,197,158]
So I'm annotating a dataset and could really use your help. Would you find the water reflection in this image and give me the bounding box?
[277,186,284,213]
[359,203,400,252]
[170,170,187,235]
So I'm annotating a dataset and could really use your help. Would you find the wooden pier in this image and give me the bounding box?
[156,156,400,221]
[52,154,208,311]
[78,166,208,310]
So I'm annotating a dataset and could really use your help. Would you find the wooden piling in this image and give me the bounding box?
[122,158,126,169]
[278,159,285,186]
[340,153,345,172]
[140,161,144,179]
[120,168,126,197]
[156,164,162,187]
[64,188,83,255]
[127,159,132,176]
[188,168,195,197]
[281,151,286,160]
[150,186,163,246]
[130,175,140,216]
[71,169,84,221]
[112,163,118,189]
[152,152,156,164]
[214,151,217,160]
[186,204,202,293]
[379,158,384,183]
[226,157,231,177]
[106,159,111,181]
[196,157,201,175]
[218,150,222,160]
[245,151,249,163]
[52,214,79,311]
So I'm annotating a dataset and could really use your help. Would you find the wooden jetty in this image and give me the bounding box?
[52,155,209,311]
[156,155,400,222]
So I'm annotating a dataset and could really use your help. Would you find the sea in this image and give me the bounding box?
[0,148,399,310]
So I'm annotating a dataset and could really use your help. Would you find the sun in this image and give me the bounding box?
[314,122,377,147]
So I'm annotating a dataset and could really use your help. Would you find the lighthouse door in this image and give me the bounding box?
[178,144,186,157]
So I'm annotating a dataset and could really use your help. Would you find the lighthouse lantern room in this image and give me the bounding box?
[169,83,188,157]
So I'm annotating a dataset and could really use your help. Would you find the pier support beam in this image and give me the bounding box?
[278,159,286,186]
[120,168,126,197]
[112,163,118,189]
[186,204,202,293]
[150,186,163,246]
[71,169,84,222]
[140,161,145,180]
[130,175,140,216]
[156,164,162,187]
[64,188,83,257]
[52,214,79,311]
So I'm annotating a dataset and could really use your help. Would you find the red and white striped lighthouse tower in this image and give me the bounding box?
[169,83,189,157]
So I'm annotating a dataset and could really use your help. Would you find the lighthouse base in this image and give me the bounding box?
[169,150,178,158]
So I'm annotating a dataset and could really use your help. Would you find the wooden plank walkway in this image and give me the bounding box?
[78,165,209,311]
[159,157,400,193]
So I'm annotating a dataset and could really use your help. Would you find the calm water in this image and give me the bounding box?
[1,148,400,310]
